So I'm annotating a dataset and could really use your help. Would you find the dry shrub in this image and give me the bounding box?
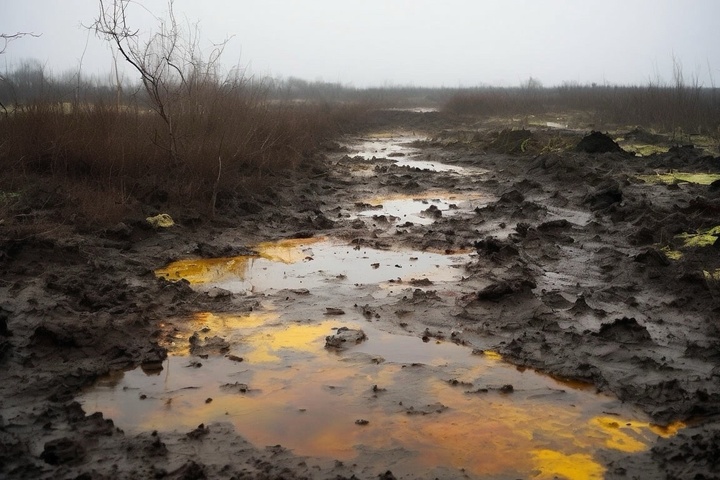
[0,77,370,225]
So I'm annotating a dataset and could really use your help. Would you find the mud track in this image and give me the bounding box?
[2,110,720,479]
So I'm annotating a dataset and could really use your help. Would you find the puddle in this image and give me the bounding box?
[356,192,491,226]
[344,133,473,174]
[80,314,683,479]
[637,172,720,185]
[156,238,470,297]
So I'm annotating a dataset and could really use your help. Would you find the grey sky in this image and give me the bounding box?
[3,0,720,88]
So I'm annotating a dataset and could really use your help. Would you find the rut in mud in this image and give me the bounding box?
[3,111,720,479]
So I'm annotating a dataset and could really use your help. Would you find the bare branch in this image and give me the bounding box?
[0,32,41,55]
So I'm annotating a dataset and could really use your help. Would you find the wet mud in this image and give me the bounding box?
[2,111,720,479]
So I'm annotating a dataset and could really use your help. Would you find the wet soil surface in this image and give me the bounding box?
[2,109,720,479]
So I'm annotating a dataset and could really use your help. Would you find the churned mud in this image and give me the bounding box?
[2,109,720,479]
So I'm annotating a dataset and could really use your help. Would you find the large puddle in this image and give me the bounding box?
[82,235,684,479]
[82,310,682,479]
[345,133,473,174]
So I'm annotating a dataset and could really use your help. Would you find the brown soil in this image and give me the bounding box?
[2,109,720,479]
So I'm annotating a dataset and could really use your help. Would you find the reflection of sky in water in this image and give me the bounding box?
[80,316,683,479]
[357,193,489,226]
[156,238,469,294]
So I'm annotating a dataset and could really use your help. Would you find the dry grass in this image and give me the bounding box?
[0,73,371,228]
[444,84,720,137]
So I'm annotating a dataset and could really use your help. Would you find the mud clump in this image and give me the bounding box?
[325,327,367,348]
[476,278,536,301]
[596,317,653,343]
[576,131,626,154]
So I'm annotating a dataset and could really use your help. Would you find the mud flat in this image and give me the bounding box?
[2,110,720,479]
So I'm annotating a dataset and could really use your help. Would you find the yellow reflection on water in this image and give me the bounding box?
[255,237,326,263]
[156,256,252,284]
[85,316,687,479]
[242,321,340,363]
[155,237,327,284]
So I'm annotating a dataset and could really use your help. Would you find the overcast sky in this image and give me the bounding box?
[3,0,720,88]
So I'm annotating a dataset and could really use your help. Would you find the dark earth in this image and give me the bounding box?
[2,109,720,479]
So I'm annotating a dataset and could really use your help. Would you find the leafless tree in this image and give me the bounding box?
[90,0,229,164]
[0,32,41,115]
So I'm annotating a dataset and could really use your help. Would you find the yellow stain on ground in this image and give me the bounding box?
[532,449,605,480]
[588,416,686,453]
[638,172,720,185]
[677,225,720,248]
[704,269,720,282]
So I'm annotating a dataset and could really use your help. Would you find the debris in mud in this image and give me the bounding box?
[325,327,367,348]
[186,424,210,440]
[405,402,448,415]
[145,213,175,228]
[474,236,519,259]
[634,248,671,266]
[40,437,85,465]
[420,204,442,219]
[476,278,536,301]
[488,129,533,153]
[354,419,370,425]
[220,382,249,394]
[576,131,626,154]
[584,180,623,210]
[324,307,346,315]
[189,334,230,356]
[596,317,653,344]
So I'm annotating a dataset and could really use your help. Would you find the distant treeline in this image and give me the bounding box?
[3,61,719,137]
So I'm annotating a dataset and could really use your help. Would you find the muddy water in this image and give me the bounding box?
[80,133,686,479]
[82,309,682,479]
[356,192,491,226]
[346,133,477,174]
[155,237,471,299]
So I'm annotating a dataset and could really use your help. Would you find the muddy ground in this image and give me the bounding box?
[2,109,720,479]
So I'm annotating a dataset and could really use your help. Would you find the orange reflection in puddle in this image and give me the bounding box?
[81,316,684,479]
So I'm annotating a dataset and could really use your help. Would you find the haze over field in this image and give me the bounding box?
[3,0,720,87]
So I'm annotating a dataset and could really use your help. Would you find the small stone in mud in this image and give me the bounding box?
[325,327,367,348]
[186,424,209,439]
[205,398,212,404]
[499,384,514,394]
[355,419,369,425]
[220,382,249,393]
[226,354,244,362]
[325,307,345,315]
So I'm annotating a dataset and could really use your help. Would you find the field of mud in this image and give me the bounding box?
[2,109,720,479]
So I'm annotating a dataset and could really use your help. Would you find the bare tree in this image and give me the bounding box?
[0,32,41,115]
[90,0,229,164]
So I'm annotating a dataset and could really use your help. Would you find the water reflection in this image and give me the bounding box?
[80,316,683,479]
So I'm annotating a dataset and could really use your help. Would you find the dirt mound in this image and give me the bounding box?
[576,131,626,154]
